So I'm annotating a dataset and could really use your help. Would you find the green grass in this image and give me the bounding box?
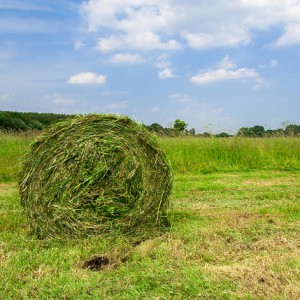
[0,132,34,182]
[160,137,300,174]
[1,134,300,299]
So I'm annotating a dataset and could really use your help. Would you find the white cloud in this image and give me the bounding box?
[97,32,181,52]
[191,68,258,85]
[127,32,181,51]
[67,72,107,84]
[259,59,278,69]
[190,56,266,89]
[184,30,250,49]
[170,93,191,103]
[155,54,172,68]
[219,55,236,69]
[96,35,123,52]
[106,101,128,110]
[74,41,86,50]
[158,68,175,79]
[81,0,175,34]
[156,54,175,79]
[52,97,74,106]
[44,93,75,106]
[96,101,128,113]
[152,107,160,113]
[269,59,278,68]
[253,77,268,90]
[109,53,145,64]
[81,0,300,51]
[276,24,300,46]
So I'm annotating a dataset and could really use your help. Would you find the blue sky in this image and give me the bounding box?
[1,0,300,133]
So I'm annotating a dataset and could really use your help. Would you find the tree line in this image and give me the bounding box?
[236,124,300,137]
[0,111,74,132]
[1,111,299,137]
[145,120,300,137]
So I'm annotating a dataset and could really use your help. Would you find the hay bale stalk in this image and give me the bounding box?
[19,114,172,238]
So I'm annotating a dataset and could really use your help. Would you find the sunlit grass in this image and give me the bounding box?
[160,137,300,174]
[0,133,34,182]
[0,134,300,299]
[1,171,299,299]
[2,134,300,180]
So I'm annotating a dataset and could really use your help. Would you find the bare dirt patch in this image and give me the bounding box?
[83,256,110,271]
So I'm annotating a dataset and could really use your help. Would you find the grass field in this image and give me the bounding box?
[0,134,300,299]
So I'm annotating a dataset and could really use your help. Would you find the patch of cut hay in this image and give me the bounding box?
[19,114,173,238]
[207,255,300,299]
[0,183,16,197]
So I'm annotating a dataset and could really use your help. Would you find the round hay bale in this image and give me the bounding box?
[19,114,173,238]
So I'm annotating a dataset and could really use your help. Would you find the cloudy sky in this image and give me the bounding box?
[1,0,300,133]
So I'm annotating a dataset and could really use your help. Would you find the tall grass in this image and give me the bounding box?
[0,132,34,182]
[160,137,300,174]
[1,134,300,182]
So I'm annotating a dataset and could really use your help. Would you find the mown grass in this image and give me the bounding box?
[0,133,300,299]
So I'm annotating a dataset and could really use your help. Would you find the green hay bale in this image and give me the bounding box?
[19,114,173,239]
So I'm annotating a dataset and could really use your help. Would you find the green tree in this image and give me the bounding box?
[237,127,250,137]
[29,120,44,130]
[285,124,300,136]
[0,112,14,130]
[12,118,29,130]
[173,119,188,133]
[265,129,285,137]
[215,132,230,138]
[237,125,265,137]
[148,123,166,135]
[249,125,265,137]
[189,128,196,135]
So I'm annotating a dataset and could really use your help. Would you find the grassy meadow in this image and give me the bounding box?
[0,133,300,299]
